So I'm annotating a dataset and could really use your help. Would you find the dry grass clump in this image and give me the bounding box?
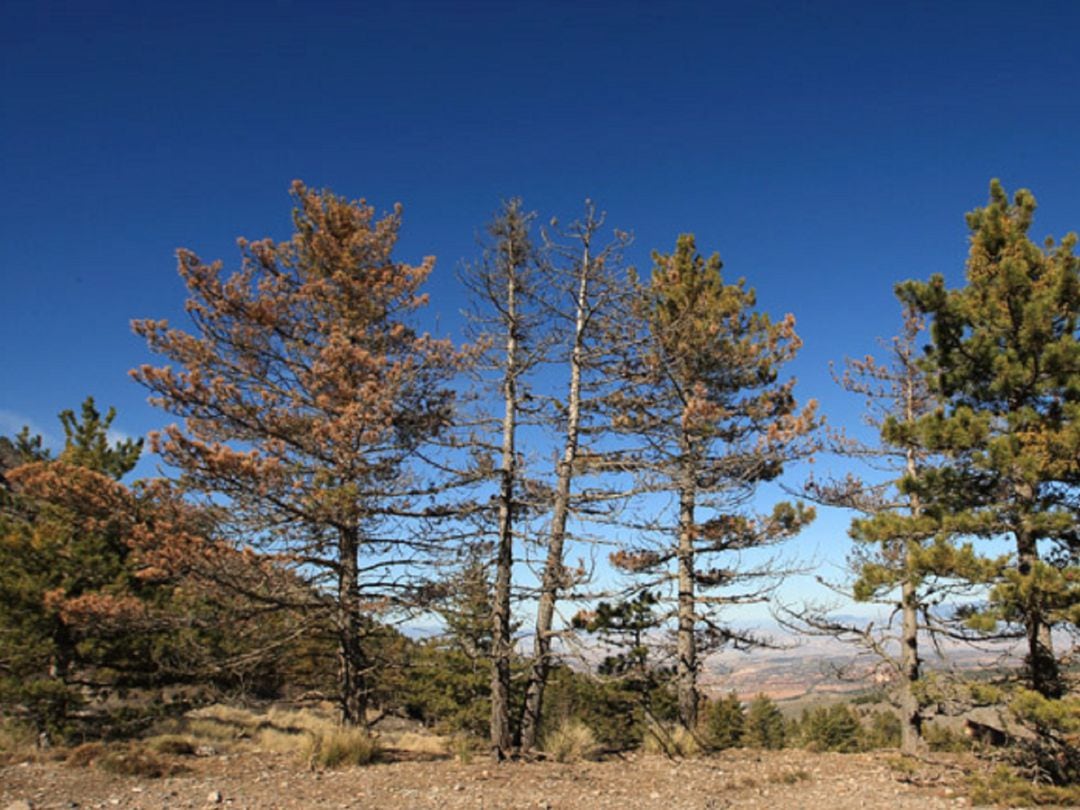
[68,741,186,778]
[181,703,343,756]
[542,720,600,763]
[0,719,38,763]
[189,704,261,727]
[183,704,261,743]
[185,718,243,743]
[97,745,187,778]
[642,721,701,758]
[253,725,310,754]
[303,727,381,769]
[66,741,107,767]
[264,705,337,736]
[391,731,450,758]
[145,733,197,756]
[772,769,811,785]
[448,732,482,764]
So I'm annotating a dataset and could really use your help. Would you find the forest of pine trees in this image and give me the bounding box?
[1,179,1078,788]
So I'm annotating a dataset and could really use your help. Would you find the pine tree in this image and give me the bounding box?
[609,235,817,728]
[458,198,541,758]
[404,552,496,737]
[56,397,142,478]
[799,704,861,752]
[0,400,199,740]
[132,182,463,726]
[744,693,785,749]
[519,204,634,753]
[701,692,745,750]
[786,304,997,754]
[898,180,1080,699]
[569,591,674,750]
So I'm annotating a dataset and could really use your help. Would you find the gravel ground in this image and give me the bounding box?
[0,748,984,810]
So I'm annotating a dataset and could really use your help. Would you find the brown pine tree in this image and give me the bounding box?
[132,182,463,726]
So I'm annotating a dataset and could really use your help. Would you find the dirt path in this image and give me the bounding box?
[0,749,981,810]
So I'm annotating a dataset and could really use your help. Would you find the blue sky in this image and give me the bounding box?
[3,0,1079,618]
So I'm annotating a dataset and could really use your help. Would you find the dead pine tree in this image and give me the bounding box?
[609,235,818,729]
[518,204,634,753]
[458,199,543,760]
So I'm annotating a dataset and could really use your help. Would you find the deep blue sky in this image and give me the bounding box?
[3,0,1079,612]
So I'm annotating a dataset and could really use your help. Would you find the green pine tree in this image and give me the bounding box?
[744,693,785,749]
[898,180,1080,699]
[609,234,817,728]
[701,691,745,750]
[800,704,861,753]
[0,399,146,740]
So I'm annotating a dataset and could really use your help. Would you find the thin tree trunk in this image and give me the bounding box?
[519,244,590,753]
[676,459,698,729]
[337,527,368,727]
[490,261,518,761]
[899,569,922,754]
[900,397,923,755]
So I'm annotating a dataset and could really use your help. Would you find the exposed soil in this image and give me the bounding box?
[1,748,981,810]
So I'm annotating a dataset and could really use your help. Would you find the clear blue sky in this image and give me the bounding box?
[3,0,1079,616]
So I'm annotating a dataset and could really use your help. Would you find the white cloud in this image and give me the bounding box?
[0,410,139,451]
[0,409,59,449]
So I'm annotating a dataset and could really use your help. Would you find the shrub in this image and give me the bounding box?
[537,665,675,751]
[449,732,482,764]
[145,734,197,756]
[968,765,1080,808]
[542,719,600,763]
[0,718,38,755]
[700,693,744,750]
[799,705,861,753]
[1007,689,1080,786]
[96,745,187,778]
[744,694,785,749]
[66,741,107,767]
[642,721,700,757]
[304,727,381,768]
[860,709,902,750]
[922,722,971,753]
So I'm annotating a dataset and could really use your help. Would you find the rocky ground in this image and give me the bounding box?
[1,748,983,810]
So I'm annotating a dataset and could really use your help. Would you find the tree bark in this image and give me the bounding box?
[676,458,698,729]
[337,527,368,727]
[1016,527,1061,699]
[899,397,923,755]
[490,255,518,761]
[899,569,922,754]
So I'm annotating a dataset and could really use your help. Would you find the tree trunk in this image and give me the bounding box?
[1016,528,1061,699]
[337,527,368,727]
[900,427,923,754]
[519,245,590,753]
[676,463,698,729]
[490,262,518,761]
[899,568,922,754]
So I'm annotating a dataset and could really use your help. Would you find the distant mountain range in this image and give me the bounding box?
[699,621,1022,702]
